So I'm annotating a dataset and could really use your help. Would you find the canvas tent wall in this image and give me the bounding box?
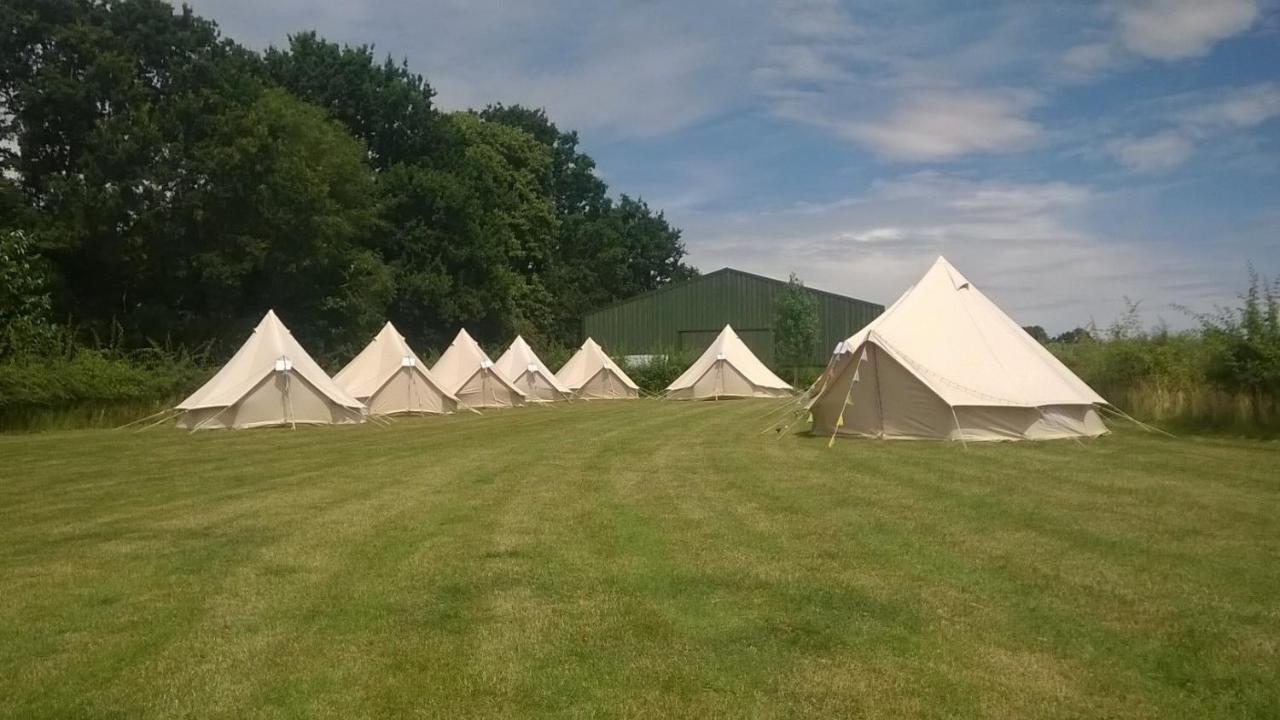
[809,257,1108,441]
[431,329,527,408]
[555,338,639,399]
[664,325,793,400]
[495,335,572,402]
[334,322,458,415]
[175,310,365,430]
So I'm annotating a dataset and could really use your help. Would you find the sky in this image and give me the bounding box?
[187,0,1280,333]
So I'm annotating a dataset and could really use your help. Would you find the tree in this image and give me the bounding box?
[479,105,696,345]
[167,88,388,358]
[480,104,608,216]
[399,112,557,345]
[0,0,387,358]
[1,2,694,357]
[1022,325,1050,344]
[0,230,57,358]
[774,273,819,382]
[263,32,456,171]
[1052,327,1094,344]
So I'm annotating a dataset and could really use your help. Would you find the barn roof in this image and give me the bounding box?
[586,267,880,316]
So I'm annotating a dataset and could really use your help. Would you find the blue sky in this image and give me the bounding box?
[188,0,1280,332]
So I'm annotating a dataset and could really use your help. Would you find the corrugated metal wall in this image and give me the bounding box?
[582,269,883,365]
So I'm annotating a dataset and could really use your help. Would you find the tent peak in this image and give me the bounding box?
[255,309,292,337]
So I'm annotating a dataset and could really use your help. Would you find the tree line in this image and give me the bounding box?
[0,0,696,363]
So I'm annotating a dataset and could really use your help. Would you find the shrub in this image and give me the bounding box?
[0,229,58,359]
[620,349,698,395]
[1045,276,1280,434]
[0,343,210,431]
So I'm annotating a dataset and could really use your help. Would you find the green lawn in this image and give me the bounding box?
[0,400,1277,719]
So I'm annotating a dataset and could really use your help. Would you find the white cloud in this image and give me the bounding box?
[1060,42,1116,81]
[1107,130,1195,173]
[1106,83,1280,173]
[843,227,905,244]
[775,0,857,40]
[752,4,1058,162]
[188,0,774,138]
[755,44,851,85]
[678,172,1245,330]
[1117,0,1259,60]
[1055,0,1258,79]
[843,90,1042,161]
[1179,82,1280,129]
[430,38,730,139]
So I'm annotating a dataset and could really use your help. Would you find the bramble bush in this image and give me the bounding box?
[620,349,697,395]
[1045,271,1279,434]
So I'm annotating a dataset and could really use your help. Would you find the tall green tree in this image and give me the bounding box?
[377,114,558,348]
[480,105,697,344]
[774,273,819,381]
[168,88,388,357]
[2,1,695,357]
[263,40,566,347]
[0,0,386,357]
[263,32,457,171]
[480,104,608,216]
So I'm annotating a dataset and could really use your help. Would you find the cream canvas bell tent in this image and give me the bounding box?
[664,325,793,400]
[430,329,526,408]
[494,335,572,402]
[809,257,1108,441]
[175,310,365,430]
[555,338,639,399]
[334,322,458,415]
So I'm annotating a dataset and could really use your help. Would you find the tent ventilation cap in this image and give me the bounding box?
[401,355,416,367]
[274,357,293,372]
[479,358,493,369]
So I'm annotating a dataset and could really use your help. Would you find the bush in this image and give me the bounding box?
[0,344,210,432]
[1044,278,1280,434]
[619,349,698,395]
[0,229,58,358]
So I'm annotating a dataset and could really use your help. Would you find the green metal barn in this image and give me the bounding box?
[582,268,883,366]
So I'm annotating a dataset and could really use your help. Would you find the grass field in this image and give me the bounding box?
[1,400,1277,719]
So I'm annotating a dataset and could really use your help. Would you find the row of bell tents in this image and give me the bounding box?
[173,314,788,430]
[172,256,1109,441]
